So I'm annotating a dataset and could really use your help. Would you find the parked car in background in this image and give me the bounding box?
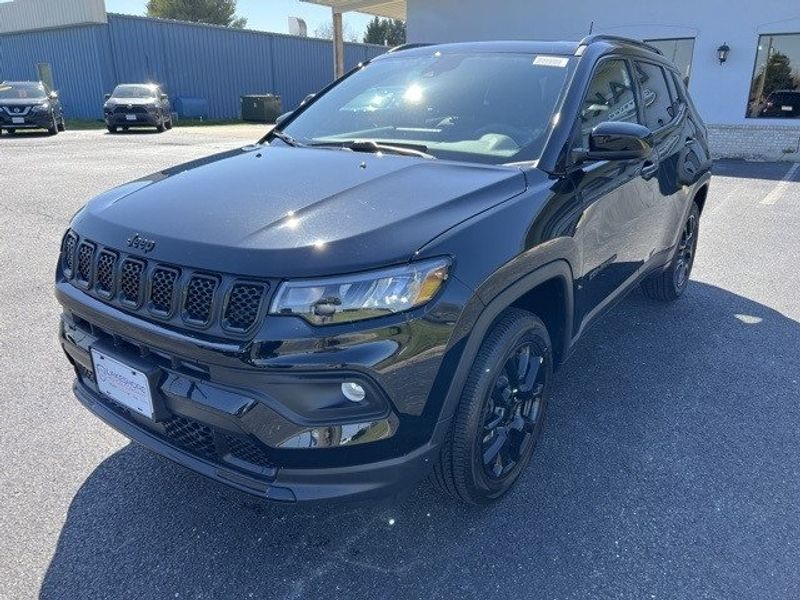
[759,90,800,118]
[56,37,711,506]
[103,84,173,133]
[0,81,65,135]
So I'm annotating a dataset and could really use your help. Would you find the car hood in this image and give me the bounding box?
[72,145,529,278]
[105,98,157,106]
[0,98,48,106]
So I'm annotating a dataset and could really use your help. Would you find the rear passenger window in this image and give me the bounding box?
[579,59,639,146]
[634,61,674,130]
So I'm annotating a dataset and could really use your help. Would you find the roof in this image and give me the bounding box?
[377,40,582,57]
[301,0,406,20]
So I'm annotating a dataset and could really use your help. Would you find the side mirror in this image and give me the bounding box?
[104,93,111,100]
[49,91,58,99]
[160,94,168,101]
[275,111,292,127]
[575,121,653,163]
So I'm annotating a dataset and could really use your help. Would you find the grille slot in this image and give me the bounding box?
[120,258,145,307]
[62,232,77,278]
[184,275,218,326]
[149,267,179,317]
[76,242,95,287]
[223,283,266,332]
[95,250,117,297]
[224,435,274,469]
[163,417,216,460]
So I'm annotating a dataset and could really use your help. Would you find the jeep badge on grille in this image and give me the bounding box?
[127,233,156,253]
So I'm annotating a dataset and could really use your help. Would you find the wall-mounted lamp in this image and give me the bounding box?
[717,43,730,64]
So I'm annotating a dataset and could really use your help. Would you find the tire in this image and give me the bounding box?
[641,202,700,301]
[57,118,66,132]
[107,125,117,133]
[47,117,58,135]
[165,116,173,130]
[156,118,165,133]
[6,128,15,135]
[431,308,553,505]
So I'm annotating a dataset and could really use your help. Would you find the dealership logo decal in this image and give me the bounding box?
[127,233,156,253]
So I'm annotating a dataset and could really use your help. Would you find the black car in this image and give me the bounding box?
[758,90,800,118]
[0,81,65,135]
[103,83,173,133]
[56,36,712,505]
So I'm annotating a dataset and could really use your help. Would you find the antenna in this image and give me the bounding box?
[588,21,594,35]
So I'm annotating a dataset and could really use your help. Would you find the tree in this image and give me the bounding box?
[762,51,796,96]
[313,21,358,43]
[363,17,406,46]
[146,0,247,28]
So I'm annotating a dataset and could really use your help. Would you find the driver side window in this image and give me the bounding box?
[578,59,639,146]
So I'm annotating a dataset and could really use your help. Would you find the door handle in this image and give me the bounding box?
[684,137,695,147]
[640,160,659,179]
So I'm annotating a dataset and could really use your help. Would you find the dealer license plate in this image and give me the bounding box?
[91,349,154,419]
[126,114,137,121]
[12,117,24,124]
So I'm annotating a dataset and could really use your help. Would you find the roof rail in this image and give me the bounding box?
[387,43,432,53]
[577,34,662,55]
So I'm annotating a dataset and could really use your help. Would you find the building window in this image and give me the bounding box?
[748,33,800,119]
[645,38,695,85]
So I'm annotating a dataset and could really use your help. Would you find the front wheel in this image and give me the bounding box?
[431,308,553,504]
[47,116,58,135]
[641,202,700,301]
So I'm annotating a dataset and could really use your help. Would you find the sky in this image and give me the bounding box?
[105,0,374,40]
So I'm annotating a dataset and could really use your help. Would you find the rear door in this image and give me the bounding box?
[632,60,689,256]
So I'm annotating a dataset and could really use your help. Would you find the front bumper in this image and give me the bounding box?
[0,112,53,129]
[56,270,469,502]
[105,112,159,127]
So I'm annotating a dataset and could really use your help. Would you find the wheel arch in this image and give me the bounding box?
[431,260,574,444]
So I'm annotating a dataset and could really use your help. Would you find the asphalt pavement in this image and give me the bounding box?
[1,126,799,599]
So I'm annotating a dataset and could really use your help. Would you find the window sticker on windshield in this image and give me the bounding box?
[533,56,569,68]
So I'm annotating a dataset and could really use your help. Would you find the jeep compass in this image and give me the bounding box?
[56,37,712,505]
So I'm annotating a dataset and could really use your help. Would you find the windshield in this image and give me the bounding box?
[111,85,157,99]
[0,82,47,100]
[282,52,572,164]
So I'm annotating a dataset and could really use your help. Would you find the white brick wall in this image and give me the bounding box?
[708,124,800,161]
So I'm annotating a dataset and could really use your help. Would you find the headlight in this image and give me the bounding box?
[32,103,50,112]
[270,257,450,325]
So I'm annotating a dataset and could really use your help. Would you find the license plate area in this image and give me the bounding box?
[125,114,137,121]
[12,117,24,124]
[91,348,159,419]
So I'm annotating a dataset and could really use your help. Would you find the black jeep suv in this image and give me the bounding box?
[0,81,65,135]
[103,83,173,133]
[56,37,711,505]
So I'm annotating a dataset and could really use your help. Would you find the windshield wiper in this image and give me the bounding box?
[310,139,435,159]
[266,128,303,148]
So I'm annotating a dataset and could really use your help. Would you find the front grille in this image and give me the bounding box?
[120,258,145,307]
[224,283,265,332]
[113,105,148,114]
[95,250,117,297]
[76,242,95,287]
[149,267,178,316]
[184,275,218,325]
[60,231,272,337]
[163,416,217,460]
[224,435,274,469]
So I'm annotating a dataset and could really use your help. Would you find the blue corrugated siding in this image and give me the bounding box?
[0,14,386,120]
[0,24,109,118]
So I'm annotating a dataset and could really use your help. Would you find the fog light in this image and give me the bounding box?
[341,381,366,403]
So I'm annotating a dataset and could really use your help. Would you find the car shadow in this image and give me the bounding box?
[39,282,800,599]
[713,158,799,181]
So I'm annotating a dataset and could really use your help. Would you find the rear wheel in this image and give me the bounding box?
[641,202,700,301]
[165,115,173,130]
[107,125,117,133]
[57,118,65,132]
[431,309,552,504]
[155,117,165,133]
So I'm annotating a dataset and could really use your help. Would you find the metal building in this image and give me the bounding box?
[0,6,385,120]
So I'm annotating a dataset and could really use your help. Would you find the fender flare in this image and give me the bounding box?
[431,259,574,444]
